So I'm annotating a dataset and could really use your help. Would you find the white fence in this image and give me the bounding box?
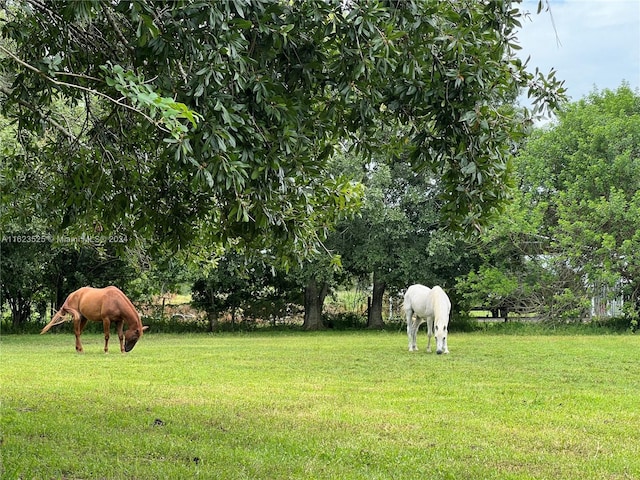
[591,293,624,318]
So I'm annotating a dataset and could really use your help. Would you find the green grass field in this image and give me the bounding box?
[1,331,639,479]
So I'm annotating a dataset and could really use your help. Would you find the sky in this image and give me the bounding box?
[516,0,640,106]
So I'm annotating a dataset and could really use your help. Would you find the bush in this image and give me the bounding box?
[324,312,367,330]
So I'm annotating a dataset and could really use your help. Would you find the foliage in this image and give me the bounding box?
[0,0,565,264]
[2,332,639,479]
[521,84,640,319]
[0,100,194,324]
[458,84,640,324]
[335,160,433,285]
[454,197,584,320]
[0,230,49,325]
[330,150,480,326]
[191,253,302,330]
[0,236,141,325]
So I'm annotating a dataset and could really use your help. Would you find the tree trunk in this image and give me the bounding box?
[207,311,218,332]
[8,295,31,327]
[367,273,386,329]
[303,278,327,330]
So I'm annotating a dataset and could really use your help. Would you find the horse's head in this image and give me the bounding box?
[434,323,448,355]
[124,325,149,352]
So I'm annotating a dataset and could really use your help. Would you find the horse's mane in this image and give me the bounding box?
[105,286,142,328]
[431,286,451,323]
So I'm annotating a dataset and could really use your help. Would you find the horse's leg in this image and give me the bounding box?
[408,322,418,351]
[115,321,124,353]
[102,318,111,353]
[426,317,434,353]
[406,309,417,351]
[442,327,449,354]
[75,316,89,353]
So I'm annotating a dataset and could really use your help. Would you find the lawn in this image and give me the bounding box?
[1,331,638,479]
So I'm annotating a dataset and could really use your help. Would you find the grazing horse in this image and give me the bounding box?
[41,286,148,353]
[404,284,451,354]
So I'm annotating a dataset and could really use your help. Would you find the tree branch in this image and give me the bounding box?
[0,44,171,135]
[0,84,85,146]
[101,4,136,58]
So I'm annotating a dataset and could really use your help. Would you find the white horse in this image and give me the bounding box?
[404,284,451,354]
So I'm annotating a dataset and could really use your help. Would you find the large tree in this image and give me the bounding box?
[521,85,640,320]
[458,85,640,323]
[192,252,301,330]
[0,1,564,264]
[333,157,476,328]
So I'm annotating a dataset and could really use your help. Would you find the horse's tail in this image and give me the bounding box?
[40,308,72,334]
[402,292,411,314]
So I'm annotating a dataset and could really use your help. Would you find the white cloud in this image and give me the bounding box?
[517,0,640,102]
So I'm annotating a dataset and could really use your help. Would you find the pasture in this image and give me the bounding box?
[1,331,638,479]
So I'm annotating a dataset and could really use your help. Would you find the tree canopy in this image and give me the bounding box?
[331,154,477,326]
[1,0,564,264]
[458,84,640,324]
[522,85,640,317]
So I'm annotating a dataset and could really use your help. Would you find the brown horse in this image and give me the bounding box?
[41,286,148,353]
